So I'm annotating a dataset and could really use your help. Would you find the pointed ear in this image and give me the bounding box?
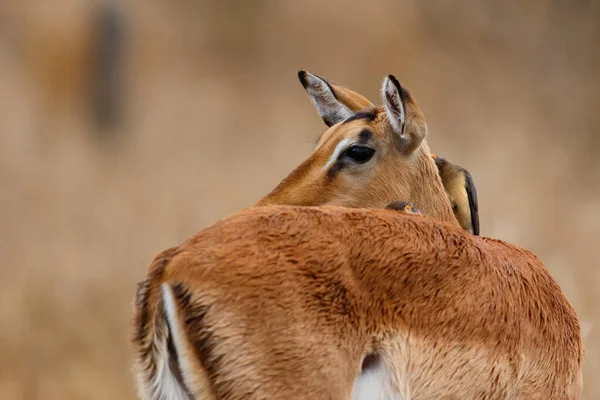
[381,75,426,153]
[298,71,373,127]
[433,155,480,235]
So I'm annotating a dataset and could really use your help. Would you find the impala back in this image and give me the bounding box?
[134,205,583,399]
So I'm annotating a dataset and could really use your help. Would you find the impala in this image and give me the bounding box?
[131,74,583,399]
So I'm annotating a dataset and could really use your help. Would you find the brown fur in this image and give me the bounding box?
[133,205,583,399]
[256,73,458,228]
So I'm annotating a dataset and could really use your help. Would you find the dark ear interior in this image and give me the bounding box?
[297,70,353,127]
[433,156,480,235]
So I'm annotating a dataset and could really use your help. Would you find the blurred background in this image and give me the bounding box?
[0,0,598,398]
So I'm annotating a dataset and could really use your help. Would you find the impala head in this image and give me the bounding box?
[256,71,458,226]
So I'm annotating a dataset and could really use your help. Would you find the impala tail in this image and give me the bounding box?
[133,248,215,400]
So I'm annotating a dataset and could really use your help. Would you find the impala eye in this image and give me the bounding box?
[343,145,375,163]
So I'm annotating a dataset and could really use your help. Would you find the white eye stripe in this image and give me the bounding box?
[323,138,352,170]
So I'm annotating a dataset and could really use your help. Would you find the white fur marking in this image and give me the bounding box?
[323,138,352,170]
[352,358,403,400]
[142,284,192,400]
[305,72,353,125]
[382,77,405,134]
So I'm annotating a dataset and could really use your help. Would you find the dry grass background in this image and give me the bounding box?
[0,0,598,398]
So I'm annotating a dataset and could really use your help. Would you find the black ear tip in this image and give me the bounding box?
[387,74,401,89]
[298,70,309,88]
[386,74,413,102]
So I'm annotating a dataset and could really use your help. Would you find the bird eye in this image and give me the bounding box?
[343,146,375,163]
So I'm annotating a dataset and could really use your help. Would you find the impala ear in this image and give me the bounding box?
[381,75,426,154]
[298,71,373,127]
[433,155,480,235]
